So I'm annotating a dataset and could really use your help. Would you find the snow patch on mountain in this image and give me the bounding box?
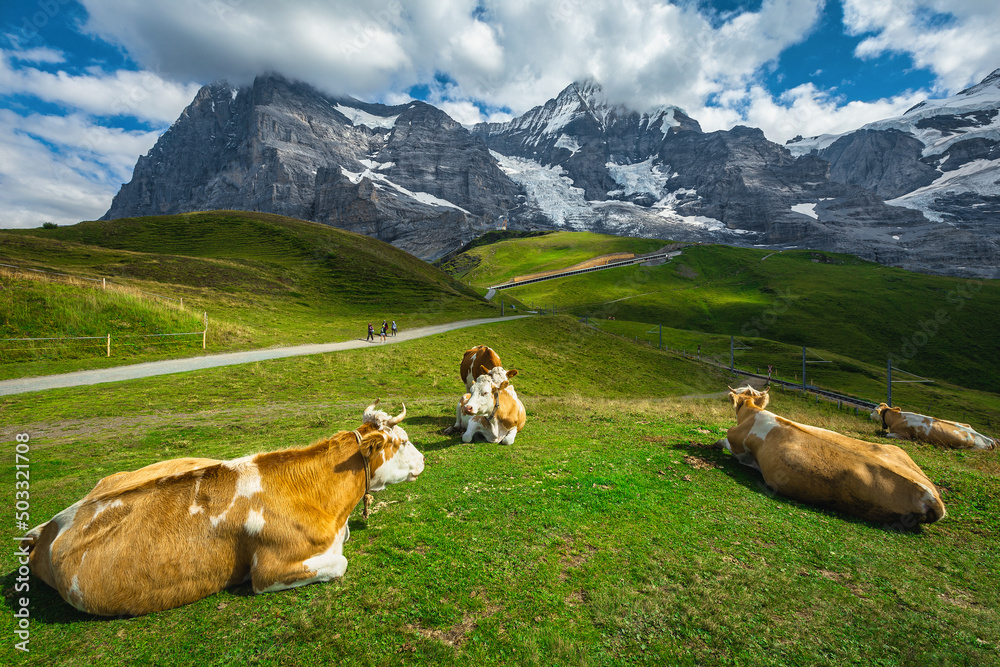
[606,158,670,197]
[491,150,592,227]
[554,134,581,155]
[334,104,398,129]
[341,167,470,214]
[785,133,842,156]
[887,158,1000,221]
[791,202,818,219]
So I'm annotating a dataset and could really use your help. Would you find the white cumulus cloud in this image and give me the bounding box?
[843,0,1000,94]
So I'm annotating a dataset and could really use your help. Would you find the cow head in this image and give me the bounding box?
[361,399,424,490]
[482,364,517,386]
[870,403,897,429]
[463,372,510,418]
[728,385,769,421]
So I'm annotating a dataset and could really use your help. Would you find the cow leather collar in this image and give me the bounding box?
[352,429,374,520]
[487,389,501,421]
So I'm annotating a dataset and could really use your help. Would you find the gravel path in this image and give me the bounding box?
[0,315,530,397]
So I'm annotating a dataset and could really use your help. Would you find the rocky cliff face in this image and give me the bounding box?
[786,68,1000,266]
[104,75,520,260]
[105,73,1000,277]
[477,81,999,278]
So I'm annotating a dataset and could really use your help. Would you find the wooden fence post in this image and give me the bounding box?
[107,333,111,357]
[203,311,207,349]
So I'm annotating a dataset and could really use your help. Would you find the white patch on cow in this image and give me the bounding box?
[52,500,84,539]
[717,437,732,453]
[733,451,761,471]
[903,412,932,435]
[88,498,123,525]
[256,524,350,594]
[501,427,518,445]
[464,374,499,417]
[918,484,945,519]
[189,476,204,515]
[67,574,86,612]
[211,457,263,527]
[244,509,265,536]
[225,458,263,498]
[748,411,780,443]
[369,429,424,490]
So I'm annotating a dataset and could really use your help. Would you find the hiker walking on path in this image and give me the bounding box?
[391,320,397,336]
[366,323,374,342]
[380,321,388,342]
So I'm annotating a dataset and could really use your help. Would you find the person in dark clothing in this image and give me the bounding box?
[391,320,397,336]
[366,323,374,342]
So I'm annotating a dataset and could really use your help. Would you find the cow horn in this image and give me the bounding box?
[388,403,406,426]
[365,398,381,413]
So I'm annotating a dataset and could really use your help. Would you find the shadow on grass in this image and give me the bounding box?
[666,438,926,534]
[3,569,101,624]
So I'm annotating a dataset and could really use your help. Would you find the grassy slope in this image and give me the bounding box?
[594,319,1000,435]
[446,236,1000,393]
[0,212,512,378]
[439,231,666,286]
[2,316,997,666]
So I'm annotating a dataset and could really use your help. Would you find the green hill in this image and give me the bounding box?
[443,234,1000,393]
[0,211,511,377]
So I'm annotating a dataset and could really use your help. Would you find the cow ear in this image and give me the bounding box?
[506,369,518,378]
[479,364,490,375]
[499,380,510,391]
[360,432,387,458]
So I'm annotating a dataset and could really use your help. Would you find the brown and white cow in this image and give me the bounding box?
[450,366,526,444]
[460,345,502,391]
[871,403,997,450]
[24,400,424,616]
[716,386,945,525]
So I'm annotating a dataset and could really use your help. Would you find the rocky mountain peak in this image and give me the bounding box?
[103,74,521,260]
[104,70,1000,278]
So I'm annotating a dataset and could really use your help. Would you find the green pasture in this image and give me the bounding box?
[2,317,998,666]
[592,319,1000,436]
[436,231,666,286]
[1,212,518,379]
[456,239,1000,393]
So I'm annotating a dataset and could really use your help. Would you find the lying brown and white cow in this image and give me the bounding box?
[716,386,945,525]
[871,403,997,450]
[460,345,502,391]
[25,400,423,616]
[450,366,526,444]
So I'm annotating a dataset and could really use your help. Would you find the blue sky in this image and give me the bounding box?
[2,0,999,227]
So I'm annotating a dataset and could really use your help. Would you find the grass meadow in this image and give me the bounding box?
[2,317,998,666]
[448,235,1000,394]
[0,213,516,380]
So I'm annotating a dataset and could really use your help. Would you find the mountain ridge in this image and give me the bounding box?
[103,72,1000,278]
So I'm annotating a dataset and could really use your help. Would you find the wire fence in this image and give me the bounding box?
[1,261,206,362]
[585,319,995,427]
[0,262,185,305]
[0,327,207,361]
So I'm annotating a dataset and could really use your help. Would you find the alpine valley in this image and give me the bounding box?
[104,72,1000,278]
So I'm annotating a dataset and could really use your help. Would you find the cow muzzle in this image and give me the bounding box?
[463,404,474,415]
